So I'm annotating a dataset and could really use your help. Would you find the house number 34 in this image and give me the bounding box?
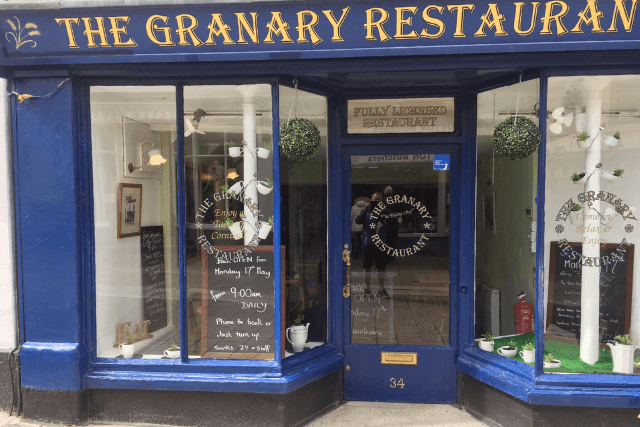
[389,378,405,389]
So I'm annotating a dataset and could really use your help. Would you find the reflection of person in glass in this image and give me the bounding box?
[350,196,369,259]
[355,191,389,299]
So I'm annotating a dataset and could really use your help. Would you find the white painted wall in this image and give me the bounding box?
[0,78,17,352]
[90,87,176,357]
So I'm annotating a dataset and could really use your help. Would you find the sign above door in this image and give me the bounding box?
[348,98,454,134]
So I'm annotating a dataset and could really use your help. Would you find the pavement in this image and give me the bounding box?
[0,402,489,427]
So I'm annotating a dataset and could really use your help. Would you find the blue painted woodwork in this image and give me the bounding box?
[339,140,461,403]
[3,1,640,67]
[21,343,85,391]
[10,39,640,405]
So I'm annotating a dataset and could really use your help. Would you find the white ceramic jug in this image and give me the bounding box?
[607,342,640,374]
[286,323,310,353]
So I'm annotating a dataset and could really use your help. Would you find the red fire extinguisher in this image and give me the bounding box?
[514,291,534,334]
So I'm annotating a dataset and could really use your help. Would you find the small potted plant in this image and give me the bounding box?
[604,131,621,148]
[257,178,273,195]
[478,333,494,352]
[257,141,272,159]
[226,141,241,157]
[575,131,591,148]
[220,184,229,191]
[119,333,136,359]
[286,314,310,353]
[164,343,180,359]
[568,203,582,225]
[601,168,623,182]
[571,172,585,185]
[257,215,273,239]
[497,340,517,358]
[225,217,243,240]
[543,353,561,369]
[520,342,535,364]
[607,334,640,374]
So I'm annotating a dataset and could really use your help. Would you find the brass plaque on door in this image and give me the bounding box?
[381,352,417,365]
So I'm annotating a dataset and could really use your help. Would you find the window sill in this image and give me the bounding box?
[86,344,343,394]
[458,346,640,408]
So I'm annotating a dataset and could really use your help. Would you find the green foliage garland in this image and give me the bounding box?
[492,116,541,161]
[279,118,321,162]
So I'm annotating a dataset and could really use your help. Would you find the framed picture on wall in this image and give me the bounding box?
[483,192,496,233]
[117,183,142,238]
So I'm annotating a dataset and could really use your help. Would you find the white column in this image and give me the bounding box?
[237,85,258,246]
[580,97,603,364]
[0,78,16,351]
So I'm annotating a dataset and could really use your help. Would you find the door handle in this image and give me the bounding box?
[343,244,351,298]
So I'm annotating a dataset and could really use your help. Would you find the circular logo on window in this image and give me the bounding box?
[195,191,264,261]
[365,195,434,257]
[554,191,636,266]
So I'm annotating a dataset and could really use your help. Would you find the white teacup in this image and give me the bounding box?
[164,349,180,359]
[520,349,535,364]
[497,346,517,358]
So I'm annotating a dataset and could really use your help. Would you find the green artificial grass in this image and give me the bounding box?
[492,333,616,374]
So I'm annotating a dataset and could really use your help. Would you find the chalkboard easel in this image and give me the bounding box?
[547,241,634,344]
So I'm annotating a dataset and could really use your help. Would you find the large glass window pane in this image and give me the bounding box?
[474,80,539,360]
[545,75,640,374]
[91,86,180,358]
[349,155,450,346]
[185,84,275,359]
[278,86,328,354]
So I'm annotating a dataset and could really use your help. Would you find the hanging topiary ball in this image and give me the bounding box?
[492,116,541,161]
[279,118,321,162]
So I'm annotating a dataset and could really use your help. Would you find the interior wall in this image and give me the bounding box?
[477,153,537,336]
[91,107,165,356]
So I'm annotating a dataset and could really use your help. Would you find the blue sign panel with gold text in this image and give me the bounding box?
[2,0,640,66]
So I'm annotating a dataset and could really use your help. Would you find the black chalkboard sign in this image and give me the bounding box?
[200,245,284,359]
[547,241,633,343]
[140,226,168,333]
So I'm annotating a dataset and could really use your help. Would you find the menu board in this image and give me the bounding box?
[547,241,633,343]
[200,245,284,359]
[140,226,167,333]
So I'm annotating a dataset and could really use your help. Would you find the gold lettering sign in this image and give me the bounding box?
[347,98,454,134]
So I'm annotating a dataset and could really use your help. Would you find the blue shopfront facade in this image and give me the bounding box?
[4,1,640,426]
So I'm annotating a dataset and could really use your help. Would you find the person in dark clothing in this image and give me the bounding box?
[354,191,389,298]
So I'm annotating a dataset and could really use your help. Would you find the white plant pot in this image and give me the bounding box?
[520,349,535,364]
[607,343,640,374]
[575,112,587,133]
[164,349,180,359]
[257,181,273,195]
[568,210,581,225]
[119,343,135,359]
[258,222,272,239]
[604,136,620,148]
[257,148,271,159]
[576,138,593,149]
[478,340,494,352]
[228,146,242,157]
[497,346,517,358]
[227,222,243,240]
[229,181,243,194]
[573,179,584,185]
[600,170,619,182]
[544,359,561,369]
[286,323,310,353]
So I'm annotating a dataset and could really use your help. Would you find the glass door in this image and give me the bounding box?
[342,148,458,403]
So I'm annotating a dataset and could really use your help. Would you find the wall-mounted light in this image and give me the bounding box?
[226,168,240,180]
[128,140,167,174]
[185,108,207,137]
